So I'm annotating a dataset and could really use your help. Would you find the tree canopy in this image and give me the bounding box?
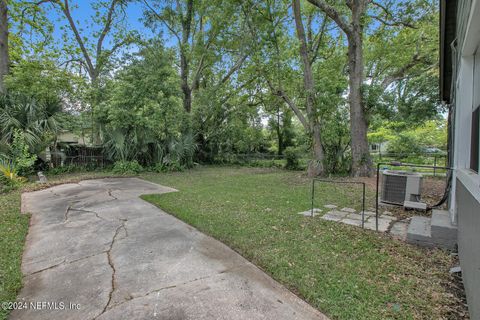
[0,0,445,177]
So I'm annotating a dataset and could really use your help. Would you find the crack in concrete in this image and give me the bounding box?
[69,207,109,221]
[96,219,128,319]
[27,251,109,276]
[104,267,238,313]
[63,205,72,222]
[107,189,118,201]
[29,258,66,276]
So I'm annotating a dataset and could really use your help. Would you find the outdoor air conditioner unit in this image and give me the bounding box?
[380,170,426,210]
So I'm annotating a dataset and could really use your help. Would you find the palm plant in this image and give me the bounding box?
[0,94,62,154]
[166,134,197,168]
[102,128,166,164]
[0,158,19,181]
[103,129,142,162]
[102,126,197,169]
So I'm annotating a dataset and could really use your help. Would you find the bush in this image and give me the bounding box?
[10,130,37,176]
[112,160,144,175]
[151,160,184,173]
[387,133,421,158]
[0,159,26,193]
[284,147,300,170]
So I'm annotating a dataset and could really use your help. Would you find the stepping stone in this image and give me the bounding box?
[342,218,362,227]
[322,214,341,221]
[363,218,392,232]
[363,211,376,216]
[297,210,321,217]
[383,211,393,216]
[379,214,396,221]
[390,221,409,241]
[324,204,337,209]
[346,213,363,220]
[340,207,356,213]
[322,210,348,222]
[449,266,461,274]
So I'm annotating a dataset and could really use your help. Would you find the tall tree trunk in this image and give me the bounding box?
[310,122,324,176]
[305,0,372,177]
[0,0,9,94]
[181,53,192,113]
[347,2,372,177]
[180,48,192,135]
[276,107,284,155]
[180,0,194,114]
[293,0,324,176]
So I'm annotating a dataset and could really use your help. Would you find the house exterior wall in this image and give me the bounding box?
[456,178,480,318]
[449,1,480,318]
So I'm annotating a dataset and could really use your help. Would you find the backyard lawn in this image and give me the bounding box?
[0,191,29,320]
[0,167,465,320]
[142,166,464,320]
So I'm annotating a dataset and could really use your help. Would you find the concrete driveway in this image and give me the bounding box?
[12,178,327,320]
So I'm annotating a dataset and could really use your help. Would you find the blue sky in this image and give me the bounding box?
[42,0,169,52]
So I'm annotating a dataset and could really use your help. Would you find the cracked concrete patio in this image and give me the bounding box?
[11,178,327,320]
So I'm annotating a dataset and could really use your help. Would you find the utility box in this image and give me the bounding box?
[380,170,423,206]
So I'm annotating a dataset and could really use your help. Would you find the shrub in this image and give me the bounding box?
[112,160,143,175]
[151,160,184,173]
[387,133,421,158]
[0,159,18,181]
[10,130,37,176]
[0,159,26,193]
[284,147,300,170]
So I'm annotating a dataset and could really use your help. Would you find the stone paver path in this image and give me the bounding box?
[14,178,328,320]
[321,207,396,232]
[297,204,405,235]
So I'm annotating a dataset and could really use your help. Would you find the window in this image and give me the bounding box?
[471,106,479,172]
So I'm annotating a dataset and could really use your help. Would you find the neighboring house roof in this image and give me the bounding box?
[440,0,458,103]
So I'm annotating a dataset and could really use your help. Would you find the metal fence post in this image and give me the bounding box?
[375,163,380,232]
[311,180,315,217]
[362,183,365,229]
[312,179,366,228]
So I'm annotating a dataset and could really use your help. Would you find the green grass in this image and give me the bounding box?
[0,191,29,320]
[0,167,460,320]
[142,166,458,320]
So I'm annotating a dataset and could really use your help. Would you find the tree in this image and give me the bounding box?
[96,40,185,165]
[0,0,8,93]
[291,0,324,175]
[242,0,333,176]
[191,74,266,162]
[266,99,294,155]
[305,0,372,177]
[31,0,139,144]
[364,1,441,124]
[142,0,250,113]
[37,0,137,84]
[5,59,83,103]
